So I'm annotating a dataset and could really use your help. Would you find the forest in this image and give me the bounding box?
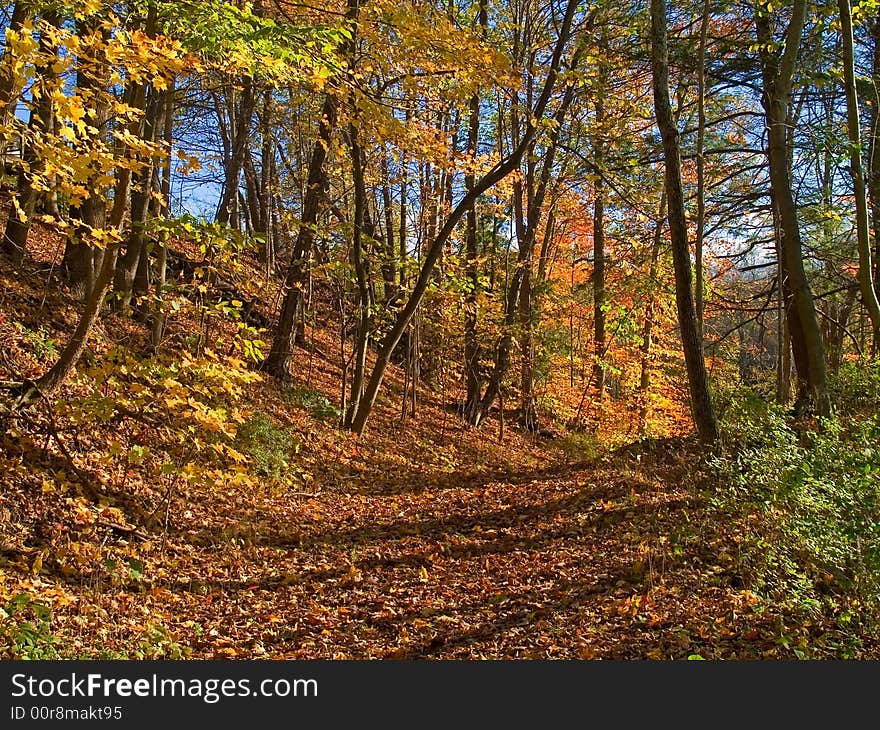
[0,0,879,660]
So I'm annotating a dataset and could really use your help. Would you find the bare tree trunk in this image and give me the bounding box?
[261,92,337,379]
[215,75,256,227]
[150,84,174,351]
[469,50,583,429]
[695,0,710,342]
[462,0,488,423]
[257,89,273,260]
[870,14,880,292]
[378,154,398,304]
[262,0,364,379]
[771,191,790,404]
[113,64,158,312]
[757,2,829,415]
[839,0,880,352]
[343,125,371,428]
[518,232,537,431]
[591,93,607,402]
[650,0,719,443]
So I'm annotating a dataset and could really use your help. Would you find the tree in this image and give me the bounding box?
[650,0,719,443]
[261,0,357,380]
[838,0,880,352]
[349,0,582,435]
[756,0,829,415]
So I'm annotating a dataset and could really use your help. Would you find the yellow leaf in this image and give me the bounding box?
[418,566,429,582]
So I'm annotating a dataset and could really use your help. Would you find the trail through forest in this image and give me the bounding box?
[0,224,864,660]
[4,433,782,659]
[133,446,774,660]
[4,0,880,664]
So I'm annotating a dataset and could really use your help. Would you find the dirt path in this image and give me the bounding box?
[31,447,781,660]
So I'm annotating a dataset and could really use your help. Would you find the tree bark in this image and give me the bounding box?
[839,0,880,352]
[695,0,710,342]
[113,69,158,311]
[0,0,29,180]
[61,17,110,299]
[639,192,666,433]
[0,9,56,263]
[463,0,490,422]
[14,122,136,406]
[756,1,829,415]
[591,92,607,402]
[650,0,719,443]
[261,0,363,379]
[215,75,256,228]
[871,11,880,291]
[261,92,338,379]
[467,40,584,429]
[463,61,483,422]
[343,124,370,427]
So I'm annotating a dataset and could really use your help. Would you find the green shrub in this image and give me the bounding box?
[713,385,801,501]
[234,412,300,480]
[0,593,60,659]
[282,385,341,422]
[789,418,880,595]
[553,431,602,461]
[18,324,58,361]
[829,360,880,416]
[710,386,880,643]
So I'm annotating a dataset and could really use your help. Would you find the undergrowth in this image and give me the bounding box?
[707,366,880,657]
[234,412,301,480]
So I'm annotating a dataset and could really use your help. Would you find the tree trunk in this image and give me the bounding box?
[756,2,829,415]
[469,61,581,429]
[215,75,256,227]
[870,11,880,291]
[650,0,719,443]
[463,66,483,423]
[261,0,364,379]
[1,106,38,263]
[61,17,110,299]
[695,0,710,342]
[113,70,158,312]
[839,0,880,352]
[261,92,337,379]
[343,125,371,428]
[0,1,29,180]
[0,9,57,263]
[591,93,607,402]
[14,125,136,406]
[639,192,666,433]
[379,153,398,304]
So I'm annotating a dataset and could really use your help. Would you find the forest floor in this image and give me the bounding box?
[0,220,856,659]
